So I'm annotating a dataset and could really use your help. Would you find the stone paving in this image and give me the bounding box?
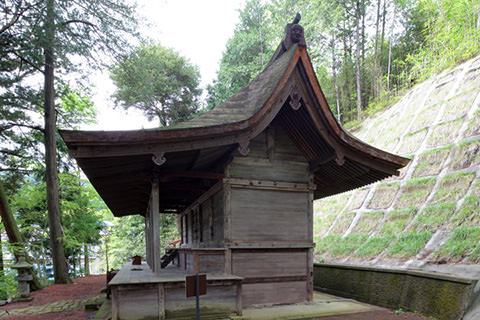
[0,295,104,318]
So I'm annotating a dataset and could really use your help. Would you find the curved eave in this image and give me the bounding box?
[60,43,410,216]
[60,44,408,170]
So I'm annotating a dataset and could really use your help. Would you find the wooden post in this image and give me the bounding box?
[145,203,152,268]
[111,287,119,320]
[158,284,165,320]
[151,181,161,275]
[307,185,314,301]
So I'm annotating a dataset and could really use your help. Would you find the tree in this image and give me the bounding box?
[110,43,202,126]
[207,0,272,109]
[1,0,138,283]
[0,178,43,289]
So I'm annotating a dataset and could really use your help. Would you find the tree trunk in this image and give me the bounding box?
[0,180,43,290]
[331,34,341,123]
[380,0,387,63]
[355,0,362,120]
[0,232,3,273]
[84,244,90,276]
[360,0,365,64]
[373,0,382,98]
[44,0,70,284]
[387,4,397,97]
[341,18,351,120]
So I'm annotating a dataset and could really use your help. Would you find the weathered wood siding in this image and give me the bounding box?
[223,124,314,306]
[232,249,307,278]
[232,249,309,307]
[241,281,308,307]
[227,124,310,183]
[164,281,240,320]
[181,188,224,248]
[230,188,309,242]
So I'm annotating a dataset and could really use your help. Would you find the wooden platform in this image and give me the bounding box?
[108,262,242,320]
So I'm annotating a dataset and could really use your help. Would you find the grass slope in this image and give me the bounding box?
[314,55,480,265]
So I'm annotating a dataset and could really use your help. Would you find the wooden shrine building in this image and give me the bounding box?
[61,16,409,320]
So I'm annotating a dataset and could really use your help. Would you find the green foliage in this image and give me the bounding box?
[407,0,480,81]
[207,0,273,109]
[450,196,480,226]
[431,172,475,204]
[107,214,179,270]
[435,226,480,262]
[111,43,202,126]
[7,172,107,280]
[328,235,368,257]
[396,177,435,209]
[410,203,456,231]
[379,208,417,235]
[329,212,356,235]
[355,235,394,257]
[350,211,384,235]
[0,266,17,300]
[387,231,432,258]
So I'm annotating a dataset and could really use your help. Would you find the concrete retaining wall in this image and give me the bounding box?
[314,263,478,320]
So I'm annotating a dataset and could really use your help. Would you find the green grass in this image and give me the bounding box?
[355,235,395,258]
[471,178,480,197]
[426,119,463,148]
[314,213,337,237]
[314,235,338,255]
[314,194,349,216]
[435,226,480,262]
[449,138,480,171]
[409,104,439,132]
[346,188,369,211]
[395,177,436,209]
[398,128,428,155]
[350,211,384,235]
[431,172,475,204]
[450,196,480,226]
[328,235,368,258]
[329,212,356,235]
[444,89,477,121]
[387,231,432,259]
[413,146,451,177]
[464,109,480,138]
[379,208,417,235]
[410,203,456,231]
[368,183,399,209]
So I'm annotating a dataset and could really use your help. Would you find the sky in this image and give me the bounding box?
[88,0,245,130]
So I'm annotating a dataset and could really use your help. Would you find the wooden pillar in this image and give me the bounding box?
[145,204,152,268]
[151,181,161,275]
[307,184,315,301]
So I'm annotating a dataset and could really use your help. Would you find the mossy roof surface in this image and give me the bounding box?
[169,45,297,129]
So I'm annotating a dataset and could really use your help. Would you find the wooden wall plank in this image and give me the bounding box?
[227,125,310,183]
[232,250,307,278]
[241,281,308,307]
[230,189,309,241]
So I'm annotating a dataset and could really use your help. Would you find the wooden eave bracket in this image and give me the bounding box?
[152,152,166,166]
[237,140,250,156]
[289,85,302,110]
[335,149,345,166]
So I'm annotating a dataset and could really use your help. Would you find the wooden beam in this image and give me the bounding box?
[158,170,224,181]
[309,153,336,172]
[159,183,210,192]
[224,178,316,192]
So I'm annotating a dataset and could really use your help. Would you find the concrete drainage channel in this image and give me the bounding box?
[313,263,480,320]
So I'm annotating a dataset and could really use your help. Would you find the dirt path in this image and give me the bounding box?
[0,275,105,320]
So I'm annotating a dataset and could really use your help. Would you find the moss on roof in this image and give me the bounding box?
[169,44,298,129]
